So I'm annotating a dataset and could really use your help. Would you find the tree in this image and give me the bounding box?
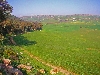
[0,0,13,22]
[0,0,14,44]
[0,0,43,45]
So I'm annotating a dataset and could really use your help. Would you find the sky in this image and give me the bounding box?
[7,0,100,17]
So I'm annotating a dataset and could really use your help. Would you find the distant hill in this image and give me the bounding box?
[20,14,100,24]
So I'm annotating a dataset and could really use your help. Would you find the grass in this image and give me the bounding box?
[13,23,100,75]
[11,46,64,75]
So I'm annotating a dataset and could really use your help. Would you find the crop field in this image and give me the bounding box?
[13,23,100,75]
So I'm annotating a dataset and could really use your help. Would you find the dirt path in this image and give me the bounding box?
[20,47,77,75]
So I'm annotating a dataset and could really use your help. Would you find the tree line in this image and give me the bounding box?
[0,0,43,45]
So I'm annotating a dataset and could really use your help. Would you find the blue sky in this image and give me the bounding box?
[7,0,100,17]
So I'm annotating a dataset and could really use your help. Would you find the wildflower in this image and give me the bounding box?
[27,63,30,65]
[20,52,23,54]
[39,69,45,74]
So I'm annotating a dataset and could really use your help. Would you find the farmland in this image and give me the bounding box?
[12,22,100,75]
[0,0,100,74]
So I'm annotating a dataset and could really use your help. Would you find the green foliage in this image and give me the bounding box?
[12,46,63,75]
[0,0,13,22]
[13,23,100,75]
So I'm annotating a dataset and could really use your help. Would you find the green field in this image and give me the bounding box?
[13,23,100,75]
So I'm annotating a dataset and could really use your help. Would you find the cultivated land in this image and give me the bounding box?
[11,22,100,75]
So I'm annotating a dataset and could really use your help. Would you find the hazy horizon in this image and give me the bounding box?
[7,0,100,17]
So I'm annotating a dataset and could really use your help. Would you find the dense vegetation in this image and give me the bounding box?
[11,22,100,75]
[0,0,100,75]
[0,0,43,75]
